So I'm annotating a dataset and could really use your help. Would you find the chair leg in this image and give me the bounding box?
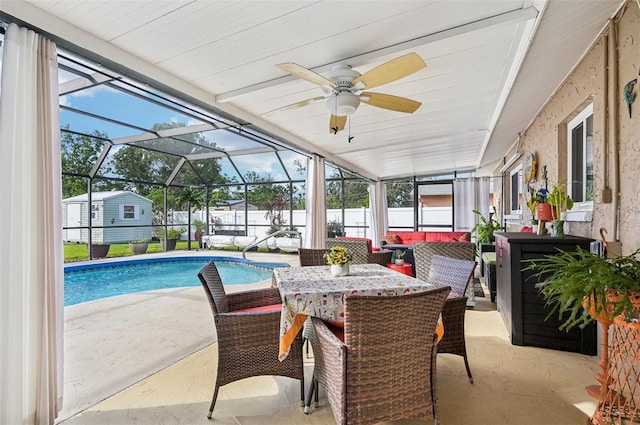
[304,376,315,414]
[463,353,474,384]
[207,385,220,419]
[300,376,305,407]
[314,377,319,407]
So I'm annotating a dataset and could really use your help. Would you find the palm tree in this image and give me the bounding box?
[177,187,204,250]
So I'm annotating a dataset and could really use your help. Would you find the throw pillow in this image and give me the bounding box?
[459,233,471,242]
[384,234,401,244]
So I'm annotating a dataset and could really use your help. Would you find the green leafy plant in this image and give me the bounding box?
[156,227,184,240]
[395,249,405,259]
[471,207,501,248]
[193,219,205,234]
[327,219,345,237]
[546,180,573,222]
[129,239,150,244]
[526,247,640,330]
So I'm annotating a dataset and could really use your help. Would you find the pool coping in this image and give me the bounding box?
[64,254,290,273]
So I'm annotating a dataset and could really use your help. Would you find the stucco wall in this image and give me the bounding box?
[495,1,640,255]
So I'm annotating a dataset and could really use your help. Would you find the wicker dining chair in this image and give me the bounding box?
[413,242,476,301]
[326,239,393,265]
[310,286,451,425]
[298,248,329,358]
[298,248,328,266]
[197,261,305,419]
[425,254,477,383]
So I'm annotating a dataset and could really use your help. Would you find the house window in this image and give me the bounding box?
[90,205,99,220]
[120,205,138,220]
[510,165,523,215]
[567,104,593,206]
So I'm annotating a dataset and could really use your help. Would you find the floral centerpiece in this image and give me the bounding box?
[324,246,353,277]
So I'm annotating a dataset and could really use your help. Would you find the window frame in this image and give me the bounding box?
[567,103,594,211]
[120,204,139,220]
[510,165,523,215]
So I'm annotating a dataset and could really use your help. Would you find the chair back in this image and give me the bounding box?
[339,286,451,424]
[427,254,476,298]
[327,239,369,264]
[413,242,475,282]
[298,248,328,266]
[197,261,229,314]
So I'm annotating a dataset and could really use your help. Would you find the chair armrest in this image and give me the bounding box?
[215,309,282,345]
[368,250,393,265]
[226,287,282,311]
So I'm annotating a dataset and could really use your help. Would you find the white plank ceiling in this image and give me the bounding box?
[1,0,624,180]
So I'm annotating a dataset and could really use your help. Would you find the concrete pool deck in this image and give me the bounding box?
[59,249,300,422]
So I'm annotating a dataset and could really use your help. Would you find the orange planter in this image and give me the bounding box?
[536,203,557,221]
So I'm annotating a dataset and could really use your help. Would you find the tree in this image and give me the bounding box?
[386,180,414,207]
[177,187,204,249]
[61,128,115,197]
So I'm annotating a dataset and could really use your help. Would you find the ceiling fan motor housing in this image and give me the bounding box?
[325,64,361,116]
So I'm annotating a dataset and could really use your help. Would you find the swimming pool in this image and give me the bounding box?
[64,256,288,306]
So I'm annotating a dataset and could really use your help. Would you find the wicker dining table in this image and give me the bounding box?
[273,263,442,361]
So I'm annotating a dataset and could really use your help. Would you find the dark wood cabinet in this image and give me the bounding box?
[495,232,597,355]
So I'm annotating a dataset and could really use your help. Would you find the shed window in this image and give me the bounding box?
[120,204,138,220]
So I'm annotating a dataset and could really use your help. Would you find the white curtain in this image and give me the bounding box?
[453,177,491,232]
[368,181,388,248]
[304,155,327,248]
[0,24,64,425]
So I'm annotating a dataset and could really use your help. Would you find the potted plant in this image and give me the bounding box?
[156,227,184,251]
[527,247,640,331]
[324,245,353,277]
[394,249,405,266]
[471,206,501,249]
[327,219,345,238]
[545,181,573,238]
[193,219,205,248]
[128,239,149,255]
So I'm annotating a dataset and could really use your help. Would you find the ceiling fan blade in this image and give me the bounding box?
[329,115,347,134]
[360,92,422,113]
[277,63,337,88]
[352,52,426,90]
[262,96,326,116]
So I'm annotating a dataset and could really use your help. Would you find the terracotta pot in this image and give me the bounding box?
[536,203,557,221]
[583,294,614,323]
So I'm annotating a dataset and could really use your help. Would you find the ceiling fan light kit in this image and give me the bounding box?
[326,91,360,116]
[276,52,427,133]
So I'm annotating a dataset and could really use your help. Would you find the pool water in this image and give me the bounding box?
[64,257,283,306]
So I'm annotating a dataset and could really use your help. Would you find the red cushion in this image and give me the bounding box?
[233,303,282,313]
[327,323,344,342]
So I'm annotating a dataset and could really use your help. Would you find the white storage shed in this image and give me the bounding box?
[63,191,153,244]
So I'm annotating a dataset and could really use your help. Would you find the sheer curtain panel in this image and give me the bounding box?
[0,24,64,425]
[304,155,327,248]
[453,177,491,232]
[369,181,388,248]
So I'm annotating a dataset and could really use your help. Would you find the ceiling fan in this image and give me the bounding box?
[270,52,426,134]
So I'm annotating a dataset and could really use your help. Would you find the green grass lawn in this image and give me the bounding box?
[64,241,202,262]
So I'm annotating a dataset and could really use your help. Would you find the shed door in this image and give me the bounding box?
[67,203,82,242]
